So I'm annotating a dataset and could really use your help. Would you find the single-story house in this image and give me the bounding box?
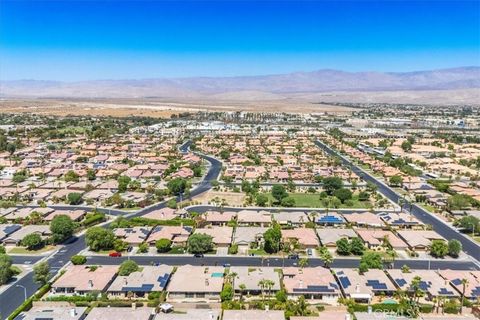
[230,267,281,297]
[107,265,173,298]
[282,267,340,305]
[166,265,224,302]
[51,265,118,296]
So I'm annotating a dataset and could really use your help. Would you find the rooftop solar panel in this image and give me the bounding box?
[395,278,407,287]
[339,276,351,289]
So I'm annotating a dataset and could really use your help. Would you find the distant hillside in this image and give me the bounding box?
[1,66,479,99]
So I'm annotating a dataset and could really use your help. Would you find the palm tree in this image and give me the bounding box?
[393,288,405,303]
[226,271,237,285]
[409,276,424,317]
[460,278,468,314]
[264,279,275,298]
[319,247,334,268]
[299,258,309,270]
[239,283,246,302]
[258,279,267,303]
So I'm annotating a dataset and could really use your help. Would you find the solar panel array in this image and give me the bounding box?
[121,284,155,292]
[316,214,344,224]
[366,280,388,291]
[292,285,336,293]
[395,278,407,287]
[438,287,454,296]
[157,273,171,288]
[418,281,431,291]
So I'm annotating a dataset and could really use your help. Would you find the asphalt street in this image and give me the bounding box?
[314,140,480,262]
[86,255,479,271]
[2,139,479,319]
[0,140,222,319]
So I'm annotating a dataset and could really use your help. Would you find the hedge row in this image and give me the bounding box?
[7,283,51,320]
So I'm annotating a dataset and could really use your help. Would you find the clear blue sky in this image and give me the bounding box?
[1,0,479,81]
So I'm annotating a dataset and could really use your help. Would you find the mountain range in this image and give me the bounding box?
[1,66,479,100]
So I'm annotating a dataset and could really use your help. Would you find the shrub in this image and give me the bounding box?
[228,244,238,255]
[220,283,234,301]
[118,260,139,276]
[70,255,87,265]
[155,239,172,253]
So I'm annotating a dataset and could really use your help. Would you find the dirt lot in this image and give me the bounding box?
[191,190,246,206]
[0,98,355,118]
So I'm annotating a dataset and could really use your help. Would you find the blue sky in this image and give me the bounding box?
[1,0,479,81]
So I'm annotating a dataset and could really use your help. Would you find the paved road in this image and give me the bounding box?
[314,139,480,263]
[185,205,389,214]
[86,255,479,271]
[15,205,126,216]
[0,140,222,319]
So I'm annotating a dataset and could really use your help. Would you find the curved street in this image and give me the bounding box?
[2,139,479,319]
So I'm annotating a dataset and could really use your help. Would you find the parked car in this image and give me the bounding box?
[307,249,313,256]
[288,254,299,260]
[194,253,204,258]
[109,251,122,257]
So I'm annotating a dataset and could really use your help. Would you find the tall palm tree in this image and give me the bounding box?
[460,278,468,314]
[319,248,334,268]
[299,258,309,270]
[239,283,246,302]
[264,279,275,298]
[258,279,267,303]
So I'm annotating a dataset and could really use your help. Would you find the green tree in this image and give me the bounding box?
[85,227,115,251]
[448,239,462,258]
[430,239,449,258]
[21,233,44,250]
[401,140,412,152]
[64,170,79,182]
[138,242,149,253]
[281,196,296,207]
[455,216,479,234]
[117,175,132,193]
[87,169,96,181]
[50,214,75,243]
[114,239,128,252]
[187,233,213,254]
[318,247,334,267]
[70,255,87,265]
[333,188,352,203]
[359,251,383,272]
[220,283,234,301]
[271,185,288,203]
[358,191,370,201]
[0,254,13,285]
[336,238,351,255]
[350,237,365,255]
[155,238,172,253]
[389,175,404,187]
[33,261,50,286]
[447,194,472,210]
[118,260,139,276]
[219,150,230,160]
[263,223,282,253]
[67,192,83,205]
[166,198,177,209]
[0,245,5,254]
[167,178,188,195]
[255,193,268,207]
[322,176,343,195]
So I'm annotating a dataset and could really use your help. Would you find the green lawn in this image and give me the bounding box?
[8,245,56,254]
[262,193,371,209]
[168,247,187,254]
[419,204,436,213]
[248,248,269,256]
